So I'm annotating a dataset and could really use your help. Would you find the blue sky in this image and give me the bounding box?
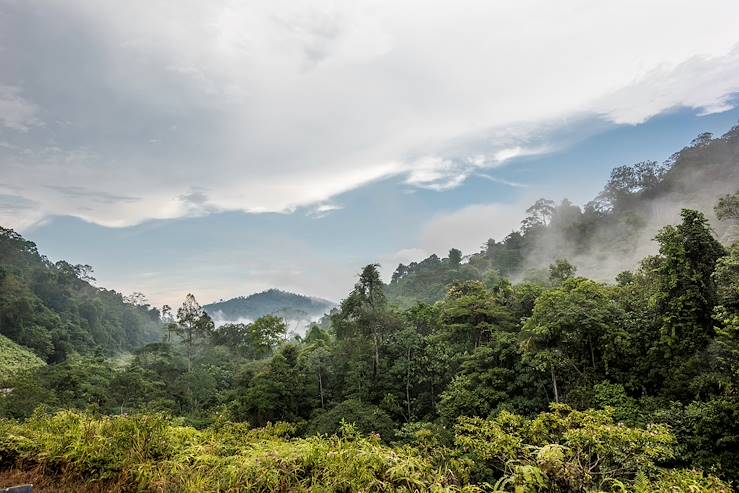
[2,1,739,306]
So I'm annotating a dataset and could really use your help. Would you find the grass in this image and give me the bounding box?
[0,335,44,383]
[0,409,732,492]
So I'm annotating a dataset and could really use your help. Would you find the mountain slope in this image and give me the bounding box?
[204,289,335,325]
[387,127,739,305]
[0,227,163,362]
[0,334,45,381]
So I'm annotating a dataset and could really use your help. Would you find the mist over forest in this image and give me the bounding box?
[1,127,739,491]
[3,1,739,490]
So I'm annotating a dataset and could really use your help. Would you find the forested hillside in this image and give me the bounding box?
[204,289,335,328]
[387,127,739,306]
[1,132,738,491]
[0,228,162,362]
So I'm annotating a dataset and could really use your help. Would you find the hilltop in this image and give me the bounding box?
[203,289,335,326]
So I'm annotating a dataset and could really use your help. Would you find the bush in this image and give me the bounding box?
[306,399,397,441]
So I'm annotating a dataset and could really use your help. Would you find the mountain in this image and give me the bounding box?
[203,289,336,327]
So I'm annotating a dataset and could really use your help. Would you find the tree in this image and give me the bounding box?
[161,304,176,342]
[714,190,739,221]
[596,160,666,212]
[300,342,332,409]
[248,315,287,358]
[522,279,626,403]
[521,198,555,233]
[440,281,515,351]
[175,294,214,372]
[548,259,576,285]
[124,292,149,307]
[448,248,462,267]
[437,339,519,422]
[238,345,306,425]
[653,210,726,362]
[712,244,739,386]
[337,264,389,378]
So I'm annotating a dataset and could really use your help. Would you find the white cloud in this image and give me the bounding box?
[593,46,739,124]
[2,0,739,229]
[308,203,344,218]
[0,85,41,131]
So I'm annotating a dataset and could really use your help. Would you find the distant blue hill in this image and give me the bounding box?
[203,289,336,325]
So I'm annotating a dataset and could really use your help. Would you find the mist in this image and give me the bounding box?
[518,129,739,282]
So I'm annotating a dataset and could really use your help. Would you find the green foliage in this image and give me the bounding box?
[0,410,470,492]
[651,398,739,482]
[439,281,515,351]
[0,334,44,383]
[2,409,729,492]
[455,404,678,491]
[715,189,739,221]
[0,227,162,362]
[654,210,726,358]
[548,259,576,285]
[212,315,288,359]
[713,243,739,386]
[437,341,524,422]
[307,399,397,440]
[387,253,483,307]
[522,278,627,403]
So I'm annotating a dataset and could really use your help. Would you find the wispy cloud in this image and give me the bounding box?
[475,174,529,188]
[307,203,344,218]
[0,85,41,131]
[46,186,140,204]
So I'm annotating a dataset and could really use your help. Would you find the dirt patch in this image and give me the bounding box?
[0,469,110,493]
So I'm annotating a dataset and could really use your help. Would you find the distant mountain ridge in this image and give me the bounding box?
[203,289,336,325]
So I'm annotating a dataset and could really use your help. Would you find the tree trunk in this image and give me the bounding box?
[551,364,559,403]
[589,337,596,369]
[372,331,380,378]
[405,346,412,422]
[318,369,325,409]
[185,323,193,372]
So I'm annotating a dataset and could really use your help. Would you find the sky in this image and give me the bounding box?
[2,0,739,307]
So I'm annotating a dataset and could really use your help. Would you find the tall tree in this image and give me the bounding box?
[338,264,389,378]
[448,248,463,267]
[653,210,726,361]
[521,198,555,233]
[175,293,214,372]
[522,279,626,403]
[440,281,515,351]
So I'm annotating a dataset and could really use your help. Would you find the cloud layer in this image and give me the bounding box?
[2,0,739,230]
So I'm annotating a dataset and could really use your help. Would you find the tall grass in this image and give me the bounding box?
[0,412,470,492]
[0,409,732,492]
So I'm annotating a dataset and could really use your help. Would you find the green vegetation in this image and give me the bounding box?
[0,407,731,492]
[1,131,739,491]
[0,228,162,362]
[0,334,44,382]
